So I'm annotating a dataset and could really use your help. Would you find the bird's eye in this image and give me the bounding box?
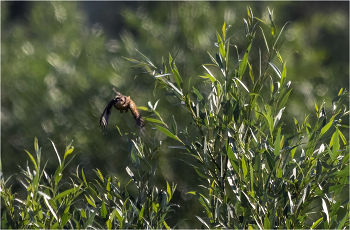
[115,98,120,101]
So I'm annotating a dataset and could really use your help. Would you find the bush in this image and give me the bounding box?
[1,7,349,229]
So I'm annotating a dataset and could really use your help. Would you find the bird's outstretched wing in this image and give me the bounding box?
[99,99,115,132]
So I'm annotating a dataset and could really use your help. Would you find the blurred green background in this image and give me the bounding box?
[1,1,348,228]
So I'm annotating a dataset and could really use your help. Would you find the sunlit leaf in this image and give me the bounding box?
[155,125,183,144]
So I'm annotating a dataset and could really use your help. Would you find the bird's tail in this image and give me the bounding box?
[130,107,145,129]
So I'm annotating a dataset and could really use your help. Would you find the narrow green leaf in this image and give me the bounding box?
[49,139,61,167]
[24,150,38,171]
[250,163,254,192]
[169,53,183,89]
[274,128,281,156]
[44,197,58,221]
[166,181,172,202]
[207,51,219,66]
[81,209,87,218]
[195,215,210,229]
[277,168,282,178]
[264,214,271,229]
[194,168,213,180]
[233,77,250,93]
[280,63,287,85]
[336,211,348,229]
[330,164,349,177]
[155,125,183,144]
[64,147,74,160]
[216,32,225,58]
[85,195,96,208]
[193,87,204,101]
[248,62,254,84]
[319,120,333,138]
[106,219,112,229]
[137,204,145,224]
[259,26,269,53]
[95,168,104,183]
[222,22,226,40]
[330,128,340,161]
[101,201,107,219]
[338,88,343,96]
[137,106,149,111]
[54,187,76,201]
[82,168,88,187]
[86,210,97,228]
[242,156,248,177]
[268,62,281,78]
[144,117,164,125]
[238,41,252,79]
[311,217,323,229]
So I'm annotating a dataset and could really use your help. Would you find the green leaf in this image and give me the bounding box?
[277,168,282,178]
[336,211,349,229]
[192,87,203,101]
[194,168,213,180]
[238,40,253,79]
[216,32,225,58]
[155,125,183,144]
[171,115,178,136]
[248,62,254,84]
[250,163,254,192]
[319,120,333,138]
[49,138,62,167]
[268,62,281,78]
[82,168,88,187]
[330,128,340,161]
[54,187,76,201]
[259,26,269,53]
[268,8,276,38]
[81,209,87,218]
[95,168,104,183]
[144,117,164,125]
[137,204,145,225]
[280,63,287,85]
[264,214,271,229]
[233,77,250,93]
[24,150,38,171]
[274,128,281,156]
[242,156,248,177]
[166,181,172,202]
[330,164,349,177]
[137,106,149,111]
[195,215,210,229]
[44,197,58,221]
[85,195,96,208]
[85,210,97,228]
[311,217,323,229]
[169,53,183,89]
[222,22,226,40]
[227,145,236,161]
[106,219,112,229]
[64,147,74,160]
[101,201,107,219]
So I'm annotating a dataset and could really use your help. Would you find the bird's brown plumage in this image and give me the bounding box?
[99,91,144,132]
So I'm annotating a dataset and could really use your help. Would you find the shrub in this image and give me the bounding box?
[127,7,349,229]
[1,7,349,229]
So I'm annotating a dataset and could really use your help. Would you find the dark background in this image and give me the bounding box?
[2,1,349,228]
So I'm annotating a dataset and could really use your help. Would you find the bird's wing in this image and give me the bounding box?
[99,99,115,132]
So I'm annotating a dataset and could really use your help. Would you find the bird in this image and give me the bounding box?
[99,89,144,132]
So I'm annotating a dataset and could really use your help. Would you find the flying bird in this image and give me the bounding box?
[99,89,144,132]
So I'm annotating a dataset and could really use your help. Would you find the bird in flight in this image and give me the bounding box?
[99,89,144,132]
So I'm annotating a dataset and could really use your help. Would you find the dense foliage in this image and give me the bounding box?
[1,2,349,229]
